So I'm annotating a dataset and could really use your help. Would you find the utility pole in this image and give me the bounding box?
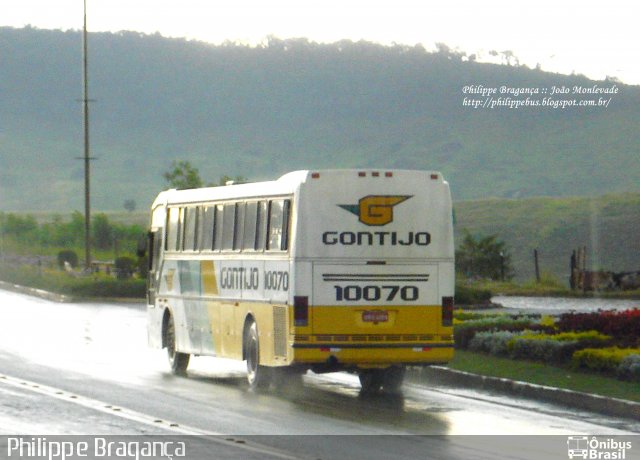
[82,0,92,270]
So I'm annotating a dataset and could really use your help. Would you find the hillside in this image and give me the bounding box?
[0,27,639,211]
[454,193,640,282]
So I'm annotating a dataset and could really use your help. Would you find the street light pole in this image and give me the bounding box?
[82,0,92,270]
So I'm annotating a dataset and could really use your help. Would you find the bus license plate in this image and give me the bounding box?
[362,311,389,323]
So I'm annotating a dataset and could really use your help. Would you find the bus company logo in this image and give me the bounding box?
[567,436,632,459]
[338,195,412,226]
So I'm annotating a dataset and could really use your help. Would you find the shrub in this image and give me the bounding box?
[508,337,574,363]
[507,330,611,363]
[455,283,492,305]
[453,310,504,322]
[114,256,135,280]
[57,250,78,269]
[454,316,536,349]
[617,354,640,382]
[557,309,640,345]
[469,330,521,356]
[539,315,556,329]
[65,277,146,298]
[572,347,640,373]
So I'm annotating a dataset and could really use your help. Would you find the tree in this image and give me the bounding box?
[456,230,513,280]
[163,160,203,189]
[123,199,136,212]
[92,213,114,250]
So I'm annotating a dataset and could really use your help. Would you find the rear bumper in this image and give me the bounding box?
[291,341,454,366]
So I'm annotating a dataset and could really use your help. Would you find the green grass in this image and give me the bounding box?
[449,350,640,402]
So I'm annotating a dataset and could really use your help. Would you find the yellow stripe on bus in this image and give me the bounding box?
[201,260,219,296]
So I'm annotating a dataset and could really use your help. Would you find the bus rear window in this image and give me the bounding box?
[267,199,291,251]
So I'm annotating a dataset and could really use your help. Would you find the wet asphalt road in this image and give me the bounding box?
[0,289,637,459]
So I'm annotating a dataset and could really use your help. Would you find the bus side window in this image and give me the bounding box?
[221,204,236,251]
[281,199,291,251]
[243,202,258,251]
[166,207,181,252]
[213,205,224,251]
[267,199,290,251]
[183,207,198,252]
[233,202,245,251]
[200,206,215,251]
[255,201,268,251]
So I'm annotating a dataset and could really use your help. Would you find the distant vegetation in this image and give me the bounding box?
[1,27,639,211]
[455,192,640,282]
[2,191,637,288]
[0,211,144,257]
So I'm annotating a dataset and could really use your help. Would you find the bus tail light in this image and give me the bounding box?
[294,296,309,327]
[442,296,454,327]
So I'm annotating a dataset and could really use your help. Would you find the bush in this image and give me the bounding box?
[65,277,146,298]
[0,263,145,299]
[617,354,640,382]
[455,283,492,305]
[557,309,640,345]
[509,337,574,363]
[468,330,521,356]
[507,330,611,363]
[114,256,135,280]
[57,250,78,269]
[453,309,504,322]
[454,316,537,349]
[572,347,640,373]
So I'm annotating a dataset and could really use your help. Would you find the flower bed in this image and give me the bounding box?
[556,309,640,346]
[454,307,640,383]
[572,347,640,382]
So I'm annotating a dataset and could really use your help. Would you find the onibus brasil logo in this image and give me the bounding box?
[567,436,632,459]
[338,195,412,226]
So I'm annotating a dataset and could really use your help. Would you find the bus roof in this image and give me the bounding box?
[152,169,446,208]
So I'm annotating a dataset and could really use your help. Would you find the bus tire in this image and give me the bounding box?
[358,369,383,394]
[245,321,271,390]
[381,366,405,393]
[165,313,189,375]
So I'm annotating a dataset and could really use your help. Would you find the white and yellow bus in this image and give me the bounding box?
[146,169,454,392]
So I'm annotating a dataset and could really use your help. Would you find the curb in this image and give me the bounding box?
[410,366,640,422]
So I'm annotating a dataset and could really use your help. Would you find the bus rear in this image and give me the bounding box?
[289,170,454,391]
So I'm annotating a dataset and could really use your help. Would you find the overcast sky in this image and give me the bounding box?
[2,0,638,85]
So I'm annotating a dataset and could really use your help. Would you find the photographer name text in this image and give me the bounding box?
[461,84,619,109]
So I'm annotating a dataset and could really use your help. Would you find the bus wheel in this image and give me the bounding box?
[359,369,383,394]
[245,321,271,390]
[381,366,405,393]
[166,314,189,375]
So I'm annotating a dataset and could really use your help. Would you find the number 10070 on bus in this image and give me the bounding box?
[145,169,455,393]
